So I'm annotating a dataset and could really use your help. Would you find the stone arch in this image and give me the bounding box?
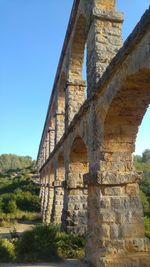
[103,70,150,160]
[57,73,66,114]
[87,70,150,262]
[102,70,150,234]
[66,135,88,234]
[65,15,87,128]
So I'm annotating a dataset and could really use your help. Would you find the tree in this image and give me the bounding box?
[142,149,150,163]
[0,154,34,172]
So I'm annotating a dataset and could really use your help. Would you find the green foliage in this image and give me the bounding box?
[140,191,149,212]
[16,191,40,212]
[142,149,150,163]
[134,150,150,238]
[0,160,40,220]
[134,150,150,216]
[0,154,35,172]
[0,211,38,222]
[15,224,85,262]
[1,194,16,213]
[0,191,40,215]
[56,232,85,259]
[144,217,150,232]
[7,200,17,213]
[0,198,3,212]
[0,239,15,262]
[15,224,60,262]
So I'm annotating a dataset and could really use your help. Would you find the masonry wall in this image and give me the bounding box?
[37,1,150,266]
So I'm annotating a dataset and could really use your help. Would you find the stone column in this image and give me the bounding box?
[86,2,123,97]
[49,127,55,153]
[85,152,150,267]
[41,149,44,166]
[45,134,50,160]
[66,171,88,234]
[37,155,42,172]
[43,144,46,164]
[45,182,54,224]
[40,183,45,214]
[39,155,42,170]
[55,112,65,144]
[52,180,64,224]
[65,80,86,129]
[42,183,49,223]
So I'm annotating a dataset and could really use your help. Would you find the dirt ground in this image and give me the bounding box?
[0,259,88,267]
[0,222,36,238]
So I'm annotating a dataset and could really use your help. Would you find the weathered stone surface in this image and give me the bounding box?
[37,1,150,266]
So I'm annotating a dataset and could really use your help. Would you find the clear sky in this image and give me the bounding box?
[0,0,150,159]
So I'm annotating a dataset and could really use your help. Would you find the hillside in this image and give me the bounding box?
[0,154,35,172]
[135,150,150,215]
[0,152,149,237]
[0,155,40,223]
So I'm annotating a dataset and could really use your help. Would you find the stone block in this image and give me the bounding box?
[110,223,121,239]
[121,223,145,238]
[104,186,123,196]
[99,211,115,223]
[126,183,139,196]
[111,197,124,210]
[100,197,111,208]
[125,238,145,253]
[99,224,110,239]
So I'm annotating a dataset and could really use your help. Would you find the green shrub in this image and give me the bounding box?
[1,194,16,213]
[15,224,85,262]
[0,224,86,262]
[144,216,150,232]
[145,230,150,239]
[140,191,149,212]
[0,198,3,212]
[0,210,38,221]
[0,239,15,262]
[7,200,17,213]
[56,232,85,259]
[15,224,60,262]
[16,191,40,212]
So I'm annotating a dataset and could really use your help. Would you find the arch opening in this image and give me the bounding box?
[56,73,66,143]
[70,16,87,82]
[135,106,150,156]
[101,70,150,242]
[65,15,88,128]
[103,72,150,165]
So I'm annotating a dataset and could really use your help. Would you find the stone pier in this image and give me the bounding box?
[37,1,150,266]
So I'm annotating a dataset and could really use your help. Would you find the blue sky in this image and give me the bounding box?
[0,0,149,159]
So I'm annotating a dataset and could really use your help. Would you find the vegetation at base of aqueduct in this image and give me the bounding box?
[0,152,149,262]
[0,224,85,262]
[0,154,40,222]
[134,149,150,238]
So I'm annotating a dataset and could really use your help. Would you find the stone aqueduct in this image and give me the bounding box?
[37,0,150,266]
